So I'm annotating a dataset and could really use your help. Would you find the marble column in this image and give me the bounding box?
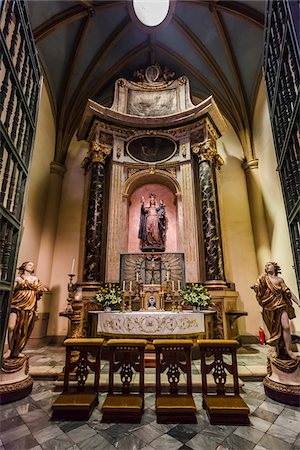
[192,139,226,285]
[83,141,111,282]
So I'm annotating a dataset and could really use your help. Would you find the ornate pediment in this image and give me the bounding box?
[111,64,194,117]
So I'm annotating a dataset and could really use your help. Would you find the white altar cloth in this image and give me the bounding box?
[89,311,205,336]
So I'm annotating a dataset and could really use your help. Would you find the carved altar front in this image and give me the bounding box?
[89,311,206,338]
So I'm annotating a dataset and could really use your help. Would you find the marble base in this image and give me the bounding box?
[0,355,33,404]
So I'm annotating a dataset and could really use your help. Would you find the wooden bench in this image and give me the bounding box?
[198,339,249,425]
[101,339,147,423]
[52,338,104,420]
[154,339,196,423]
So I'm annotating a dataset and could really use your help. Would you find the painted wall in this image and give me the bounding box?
[18,84,55,277]
[253,81,300,332]
[47,137,87,336]
[128,184,177,253]
[217,126,260,336]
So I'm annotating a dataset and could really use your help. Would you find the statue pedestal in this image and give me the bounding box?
[263,354,300,406]
[0,356,33,404]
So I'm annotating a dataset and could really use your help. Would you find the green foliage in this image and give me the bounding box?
[181,283,212,309]
[94,283,122,308]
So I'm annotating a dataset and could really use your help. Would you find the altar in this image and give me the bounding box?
[89,310,215,339]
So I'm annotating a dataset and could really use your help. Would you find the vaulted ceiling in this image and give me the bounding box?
[27,0,265,163]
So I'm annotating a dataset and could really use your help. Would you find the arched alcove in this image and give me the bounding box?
[128,183,177,253]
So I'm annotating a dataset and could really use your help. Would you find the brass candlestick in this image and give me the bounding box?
[128,291,132,312]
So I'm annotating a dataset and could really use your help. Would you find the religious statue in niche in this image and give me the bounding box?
[6,261,47,358]
[138,193,166,252]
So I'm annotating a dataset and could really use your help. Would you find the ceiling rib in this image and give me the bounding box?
[62,41,150,160]
[156,41,242,134]
[173,15,243,124]
[63,17,132,131]
[211,6,254,157]
[33,1,127,42]
[56,16,92,156]
[176,0,264,28]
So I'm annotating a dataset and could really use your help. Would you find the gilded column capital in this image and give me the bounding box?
[89,141,112,164]
[191,139,223,168]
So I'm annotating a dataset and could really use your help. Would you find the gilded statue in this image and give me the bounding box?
[7,261,47,358]
[251,262,300,360]
[138,193,166,251]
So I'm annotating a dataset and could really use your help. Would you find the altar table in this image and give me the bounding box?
[89,310,209,338]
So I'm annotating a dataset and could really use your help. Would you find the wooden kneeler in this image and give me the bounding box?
[52,338,104,420]
[154,339,196,423]
[101,339,147,423]
[198,339,250,425]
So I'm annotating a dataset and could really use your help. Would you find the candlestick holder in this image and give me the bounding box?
[177,289,182,312]
[128,291,132,312]
[121,293,126,312]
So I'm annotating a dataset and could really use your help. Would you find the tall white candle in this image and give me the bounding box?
[123,280,126,291]
[129,281,132,291]
[71,258,75,274]
[172,280,175,291]
[178,280,181,291]
[136,272,139,282]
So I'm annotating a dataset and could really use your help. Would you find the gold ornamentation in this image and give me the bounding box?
[263,376,300,394]
[191,139,223,168]
[0,376,33,394]
[127,168,141,178]
[89,141,112,163]
[164,167,176,177]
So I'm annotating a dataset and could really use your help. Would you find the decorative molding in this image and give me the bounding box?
[89,141,112,164]
[50,161,66,177]
[242,158,259,171]
[191,139,224,168]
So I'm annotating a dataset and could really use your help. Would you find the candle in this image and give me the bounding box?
[178,280,181,291]
[123,280,126,291]
[136,272,139,282]
[129,281,132,292]
[172,280,175,291]
[71,258,75,274]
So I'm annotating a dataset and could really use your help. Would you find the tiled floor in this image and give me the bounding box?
[1,344,299,450]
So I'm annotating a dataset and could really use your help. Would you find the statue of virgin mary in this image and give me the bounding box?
[138,193,165,252]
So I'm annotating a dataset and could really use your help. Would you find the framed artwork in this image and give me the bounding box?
[126,136,176,163]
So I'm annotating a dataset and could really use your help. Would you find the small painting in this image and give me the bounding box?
[127,136,176,163]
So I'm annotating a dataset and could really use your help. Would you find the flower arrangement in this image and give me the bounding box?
[94,283,123,309]
[181,283,212,309]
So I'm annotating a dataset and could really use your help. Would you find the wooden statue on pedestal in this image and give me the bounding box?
[251,261,300,405]
[0,262,47,404]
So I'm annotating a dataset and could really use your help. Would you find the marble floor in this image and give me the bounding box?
[1,344,299,450]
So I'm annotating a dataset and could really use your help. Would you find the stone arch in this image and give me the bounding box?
[123,168,181,198]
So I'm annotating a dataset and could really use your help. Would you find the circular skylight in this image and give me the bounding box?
[133,0,170,27]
